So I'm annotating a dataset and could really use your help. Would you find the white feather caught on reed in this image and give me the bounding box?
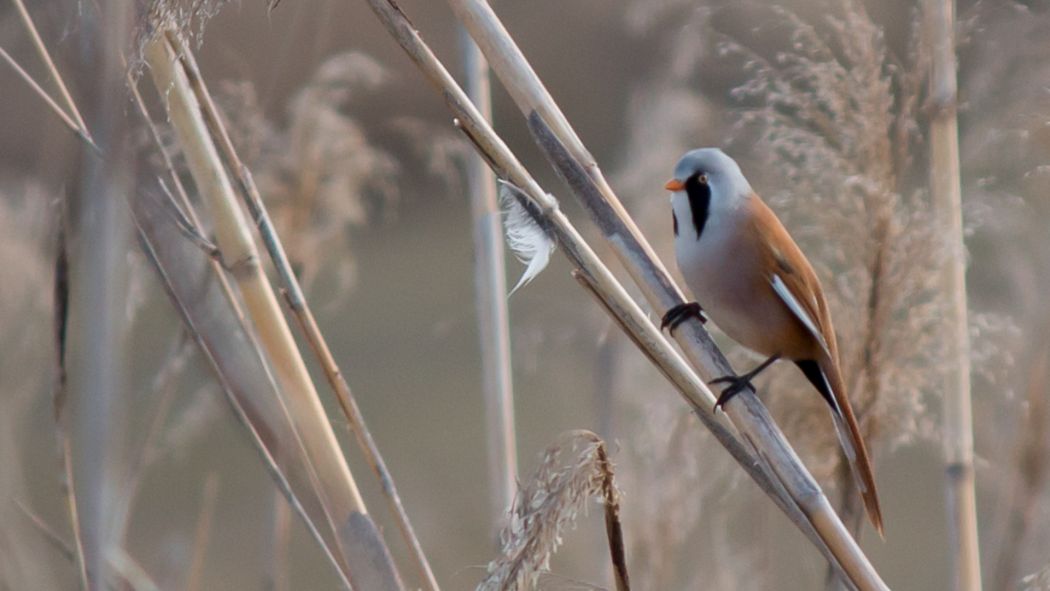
[499,181,554,294]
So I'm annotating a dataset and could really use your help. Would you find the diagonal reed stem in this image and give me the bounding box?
[144,31,405,590]
[165,33,438,591]
[0,46,99,153]
[10,0,91,136]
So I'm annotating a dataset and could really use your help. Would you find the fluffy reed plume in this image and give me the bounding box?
[135,0,230,62]
[478,430,627,591]
[717,1,944,476]
[211,52,398,295]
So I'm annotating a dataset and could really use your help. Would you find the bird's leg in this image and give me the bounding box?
[661,301,707,332]
[710,354,781,412]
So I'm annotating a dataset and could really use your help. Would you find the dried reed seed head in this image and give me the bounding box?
[479,430,621,591]
[133,0,230,75]
[209,52,401,297]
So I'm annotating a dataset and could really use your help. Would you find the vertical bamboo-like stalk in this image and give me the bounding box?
[461,28,519,532]
[926,2,981,590]
[66,2,133,587]
[185,474,219,591]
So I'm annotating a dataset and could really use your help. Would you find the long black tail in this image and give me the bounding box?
[795,359,885,537]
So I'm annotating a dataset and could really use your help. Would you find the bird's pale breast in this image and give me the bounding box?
[673,196,812,359]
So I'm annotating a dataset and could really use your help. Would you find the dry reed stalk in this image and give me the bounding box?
[65,2,135,587]
[163,34,438,591]
[926,1,981,589]
[477,430,628,591]
[144,33,369,525]
[130,186,353,590]
[10,0,91,140]
[443,1,885,587]
[143,31,404,590]
[0,47,98,153]
[17,501,76,564]
[130,45,359,589]
[106,548,161,591]
[58,437,91,589]
[357,3,874,587]
[185,473,219,591]
[461,27,519,534]
[267,492,292,591]
[126,66,245,318]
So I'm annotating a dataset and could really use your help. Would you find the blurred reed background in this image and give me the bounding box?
[0,0,1048,589]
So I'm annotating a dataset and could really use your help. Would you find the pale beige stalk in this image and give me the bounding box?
[163,34,436,591]
[66,3,133,587]
[145,32,364,514]
[141,33,410,590]
[926,1,981,589]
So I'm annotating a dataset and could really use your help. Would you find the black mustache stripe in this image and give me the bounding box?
[686,174,711,239]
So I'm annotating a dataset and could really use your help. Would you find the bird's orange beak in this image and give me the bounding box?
[665,178,685,191]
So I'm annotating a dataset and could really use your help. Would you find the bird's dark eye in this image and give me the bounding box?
[697,173,708,185]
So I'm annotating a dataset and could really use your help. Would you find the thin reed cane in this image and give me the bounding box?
[926,1,982,589]
[461,27,519,534]
[10,0,91,137]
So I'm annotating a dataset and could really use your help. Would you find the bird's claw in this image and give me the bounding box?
[710,375,752,413]
[709,354,781,413]
[661,301,707,332]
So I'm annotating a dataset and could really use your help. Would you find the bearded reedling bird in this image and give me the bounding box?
[660,148,884,535]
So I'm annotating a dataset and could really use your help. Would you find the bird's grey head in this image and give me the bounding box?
[668,148,753,208]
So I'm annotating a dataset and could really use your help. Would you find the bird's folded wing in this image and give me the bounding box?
[771,273,829,353]
[747,194,839,359]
